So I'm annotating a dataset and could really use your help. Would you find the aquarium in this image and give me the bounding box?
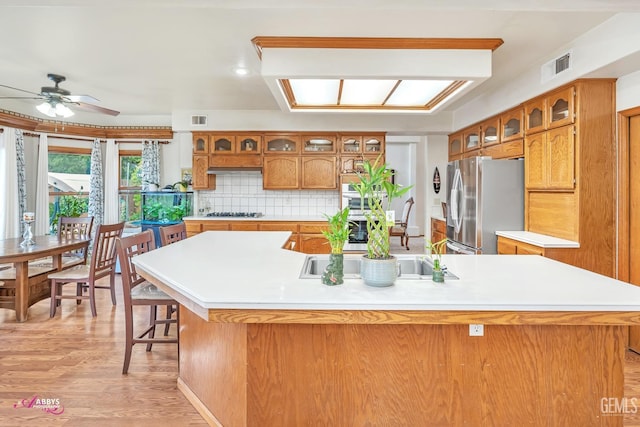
[141,191,193,246]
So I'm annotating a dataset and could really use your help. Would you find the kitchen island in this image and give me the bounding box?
[133,231,640,427]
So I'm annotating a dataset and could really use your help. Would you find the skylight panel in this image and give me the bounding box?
[340,80,398,105]
[289,79,339,105]
[385,80,454,106]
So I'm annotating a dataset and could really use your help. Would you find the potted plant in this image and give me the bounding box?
[353,156,412,287]
[425,238,447,283]
[320,207,351,286]
[173,180,189,192]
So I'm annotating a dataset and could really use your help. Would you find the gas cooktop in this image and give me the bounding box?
[206,212,263,218]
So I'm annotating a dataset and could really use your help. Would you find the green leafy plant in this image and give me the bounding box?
[143,200,190,222]
[173,180,189,192]
[321,207,352,255]
[352,156,412,259]
[425,238,447,271]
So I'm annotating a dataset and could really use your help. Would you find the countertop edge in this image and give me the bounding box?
[495,230,580,248]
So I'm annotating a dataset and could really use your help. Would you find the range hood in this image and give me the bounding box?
[206,167,262,174]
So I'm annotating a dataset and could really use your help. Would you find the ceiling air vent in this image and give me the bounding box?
[541,51,572,83]
[191,115,207,126]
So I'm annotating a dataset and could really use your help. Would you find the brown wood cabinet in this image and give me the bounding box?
[449,109,523,162]
[430,217,446,244]
[448,79,615,277]
[524,79,615,277]
[524,126,575,190]
[183,219,330,253]
[301,156,337,189]
[191,154,215,190]
[264,133,301,154]
[496,236,544,256]
[263,157,300,190]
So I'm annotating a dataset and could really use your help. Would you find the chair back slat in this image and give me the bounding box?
[90,223,125,277]
[159,222,187,246]
[116,230,156,305]
[58,216,94,261]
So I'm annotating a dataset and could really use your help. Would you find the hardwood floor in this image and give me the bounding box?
[2,272,640,426]
[0,275,207,426]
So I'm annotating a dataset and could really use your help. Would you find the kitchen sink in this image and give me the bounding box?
[299,254,458,280]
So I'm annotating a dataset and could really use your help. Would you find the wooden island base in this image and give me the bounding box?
[177,306,626,427]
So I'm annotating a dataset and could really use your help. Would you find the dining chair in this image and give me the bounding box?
[158,222,186,335]
[57,216,94,268]
[159,222,187,247]
[389,197,414,250]
[49,222,125,317]
[116,230,178,374]
[31,216,94,270]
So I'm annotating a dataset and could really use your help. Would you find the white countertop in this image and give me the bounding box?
[495,230,580,248]
[183,215,326,222]
[133,231,640,312]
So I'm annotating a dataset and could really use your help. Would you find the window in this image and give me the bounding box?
[119,150,142,224]
[48,147,91,232]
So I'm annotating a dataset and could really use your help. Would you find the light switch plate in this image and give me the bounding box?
[386,210,395,224]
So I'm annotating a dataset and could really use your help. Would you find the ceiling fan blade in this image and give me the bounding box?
[0,84,42,96]
[73,101,120,116]
[0,96,43,100]
[66,94,100,103]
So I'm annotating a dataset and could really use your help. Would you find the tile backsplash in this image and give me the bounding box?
[197,172,340,216]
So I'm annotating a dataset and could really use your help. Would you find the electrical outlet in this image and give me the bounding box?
[469,324,484,337]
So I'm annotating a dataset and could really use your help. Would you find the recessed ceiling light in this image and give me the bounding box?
[234,67,249,76]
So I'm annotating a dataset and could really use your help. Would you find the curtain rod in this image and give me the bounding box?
[20,131,170,143]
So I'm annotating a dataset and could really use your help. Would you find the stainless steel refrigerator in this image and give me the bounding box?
[445,157,524,254]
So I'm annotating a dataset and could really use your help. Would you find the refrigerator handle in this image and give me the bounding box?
[446,241,476,255]
[451,168,463,233]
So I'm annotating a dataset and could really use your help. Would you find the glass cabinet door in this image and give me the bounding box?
[237,135,261,154]
[481,118,500,146]
[211,135,235,154]
[464,127,480,151]
[548,86,574,129]
[525,99,546,135]
[362,136,383,154]
[340,135,362,153]
[302,135,336,153]
[192,134,209,154]
[500,108,524,142]
[449,132,463,156]
[264,134,301,154]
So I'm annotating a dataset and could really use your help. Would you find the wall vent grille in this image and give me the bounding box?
[191,115,207,126]
[541,51,572,83]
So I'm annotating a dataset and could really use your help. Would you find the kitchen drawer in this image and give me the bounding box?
[202,223,230,231]
[299,223,328,233]
[259,222,298,233]
[230,222,259,231]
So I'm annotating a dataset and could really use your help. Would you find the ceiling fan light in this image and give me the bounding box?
[55,103,74,118]
[36,101,56,117]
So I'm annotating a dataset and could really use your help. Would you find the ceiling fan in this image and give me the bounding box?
[0,73,120,117]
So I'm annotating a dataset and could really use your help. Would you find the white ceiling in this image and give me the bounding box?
[0,0,639,129]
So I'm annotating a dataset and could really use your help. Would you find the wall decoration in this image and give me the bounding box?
[433,167,441,194]
[181,168,193,185]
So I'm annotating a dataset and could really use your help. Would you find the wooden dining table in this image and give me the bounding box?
[0,235,90,322]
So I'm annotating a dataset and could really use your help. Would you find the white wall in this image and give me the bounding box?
[617,69,640,112]
[425,135,448,242]
[385,140,418,235]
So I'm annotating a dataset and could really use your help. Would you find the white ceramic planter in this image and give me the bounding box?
[360,255,397,287]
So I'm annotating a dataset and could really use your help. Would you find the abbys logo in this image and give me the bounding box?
[601,397,638,416]
[13,395,64,415]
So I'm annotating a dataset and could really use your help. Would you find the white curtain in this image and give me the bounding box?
[35,134,49,235]
[104,138,119,224]
[141,140,160,190]
[0,127,20,239]
[88,138,104,228]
